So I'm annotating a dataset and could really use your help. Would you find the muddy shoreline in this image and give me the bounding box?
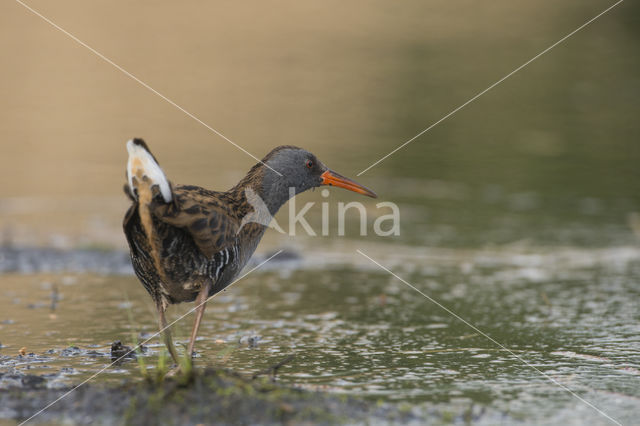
[0,245,306,276]
[0,245,134,275]
[0,368,434,425]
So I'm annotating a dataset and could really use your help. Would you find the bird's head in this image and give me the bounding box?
[242,146,376,214]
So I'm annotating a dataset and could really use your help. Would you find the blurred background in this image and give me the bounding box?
[1,1,639,423]
[0,0,638,250]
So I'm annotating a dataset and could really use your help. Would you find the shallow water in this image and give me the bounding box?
[1,0,639,424]
[1,244,639,424]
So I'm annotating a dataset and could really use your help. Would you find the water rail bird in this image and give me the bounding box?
[123,139,376,363]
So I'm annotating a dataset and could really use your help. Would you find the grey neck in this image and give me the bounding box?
[260,169,296,215]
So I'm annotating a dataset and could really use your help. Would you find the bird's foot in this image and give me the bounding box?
[164,365,182,378]
[163,355,194,380]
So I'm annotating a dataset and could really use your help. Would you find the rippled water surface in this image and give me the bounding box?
[1,244,639,424]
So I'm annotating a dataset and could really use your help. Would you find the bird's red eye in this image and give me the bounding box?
[306,160,313,169]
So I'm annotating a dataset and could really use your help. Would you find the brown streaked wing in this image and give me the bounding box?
[150,185,240,259]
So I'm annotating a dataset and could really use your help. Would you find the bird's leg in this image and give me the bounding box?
[156,300,179,365]
[187,280,212,359]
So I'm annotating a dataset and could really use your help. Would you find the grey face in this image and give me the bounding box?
[265,147,327,196]
[258,146,376,215]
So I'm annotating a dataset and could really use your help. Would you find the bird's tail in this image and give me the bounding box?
[126,138,173,203]
[125,138,170,283]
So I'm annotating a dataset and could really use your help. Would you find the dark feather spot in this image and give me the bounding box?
[209,216,218,228]
[185,205,201,215]
[190,218,207,231]
[132,138,148,150]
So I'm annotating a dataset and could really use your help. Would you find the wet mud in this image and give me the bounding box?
[0,367,455,425]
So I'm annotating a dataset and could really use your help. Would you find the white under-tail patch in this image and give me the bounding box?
[126,139,172,202]
[126,139,168,284]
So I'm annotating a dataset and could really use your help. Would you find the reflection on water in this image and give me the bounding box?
[1,246,639,423]
[0,0,638,250]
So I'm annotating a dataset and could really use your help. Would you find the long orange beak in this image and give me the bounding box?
[320,170,377,198]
